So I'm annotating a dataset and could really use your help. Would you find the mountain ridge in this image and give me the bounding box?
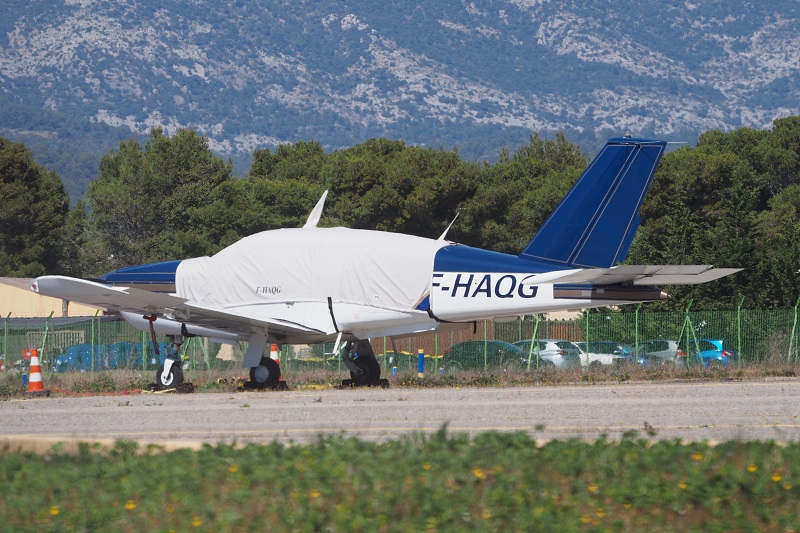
[2,0,799,198]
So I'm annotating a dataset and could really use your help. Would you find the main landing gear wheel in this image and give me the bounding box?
[350,354,381,385]
[339,340,389,388]
[250,356,281,389]
[157,363,184,390]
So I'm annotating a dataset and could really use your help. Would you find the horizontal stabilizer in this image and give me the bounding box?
[520,265,742,286]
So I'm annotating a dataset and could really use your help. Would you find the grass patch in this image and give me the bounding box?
[1,431,799,530]
[1,360,799,398]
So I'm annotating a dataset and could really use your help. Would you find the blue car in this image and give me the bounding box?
[691,339,739,367]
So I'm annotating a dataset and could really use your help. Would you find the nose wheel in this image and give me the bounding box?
[157,359,184,389]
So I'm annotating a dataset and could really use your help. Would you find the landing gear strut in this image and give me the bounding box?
[340,339,389,388]
[143,316,186,390]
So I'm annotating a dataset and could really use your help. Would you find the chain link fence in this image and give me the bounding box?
[3,304,800,375]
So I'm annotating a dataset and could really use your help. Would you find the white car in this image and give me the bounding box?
[574,341,634,367]
[514,339,583,369]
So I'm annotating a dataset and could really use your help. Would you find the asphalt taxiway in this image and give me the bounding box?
[2,380,799,451]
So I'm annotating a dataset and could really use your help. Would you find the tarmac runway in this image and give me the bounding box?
[3,380,800,451]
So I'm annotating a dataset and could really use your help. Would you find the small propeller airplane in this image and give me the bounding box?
[30,136,740,389]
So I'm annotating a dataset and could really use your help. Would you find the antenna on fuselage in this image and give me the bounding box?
[303,190,328,228]
[438,209,462,241]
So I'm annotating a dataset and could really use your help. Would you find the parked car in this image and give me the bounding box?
[634,339,738,368]
[692,339,739,367]
[514,339,583,369]
[635,339,685,366]
[443,340,524,371]
[574,341,635,367]
[0,354,24,373]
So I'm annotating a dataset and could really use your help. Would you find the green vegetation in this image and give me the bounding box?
[0,137,76,277]
[5,118,800,310]
[1,431,799,531]
[1,358,798,400]
[629,118,800,309]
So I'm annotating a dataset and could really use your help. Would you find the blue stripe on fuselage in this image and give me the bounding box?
[433,245,563,274]
[99,260,182,290]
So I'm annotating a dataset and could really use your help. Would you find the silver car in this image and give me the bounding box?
[636,339,686,366]
[514,339,583,369]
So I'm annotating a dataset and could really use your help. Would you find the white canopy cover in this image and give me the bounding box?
[176,227,449,313]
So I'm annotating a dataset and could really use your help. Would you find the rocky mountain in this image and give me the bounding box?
[2,0,799,198]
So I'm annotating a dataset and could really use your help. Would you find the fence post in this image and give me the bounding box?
[434,333,439,373]
[483,320,488,370]
[789,296,800,362]
[41,311,53,370]
[685,301,701,367]
[585,308,590,345]
[635,304,641,356]
[737,296,744,369]
[526,315,541,370]
[3,312,9,374]
[676,300,696,367]
[142,330,148,369]
[91,310,98,372]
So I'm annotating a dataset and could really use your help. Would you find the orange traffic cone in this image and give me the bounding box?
[269,344,288,389]
[27,350,46,394]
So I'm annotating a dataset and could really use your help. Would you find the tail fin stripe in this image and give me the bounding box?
[519,138,667,269]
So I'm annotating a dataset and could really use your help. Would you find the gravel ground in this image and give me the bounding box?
[2,380,800,450]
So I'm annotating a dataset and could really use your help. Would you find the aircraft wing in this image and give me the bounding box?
[30,275,328,339]
[536,265,743,286]
[31,275,187,312]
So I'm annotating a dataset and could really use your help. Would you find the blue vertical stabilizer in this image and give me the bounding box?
[519,137,667,269]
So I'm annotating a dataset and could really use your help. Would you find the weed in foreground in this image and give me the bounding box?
[1,432,800,531]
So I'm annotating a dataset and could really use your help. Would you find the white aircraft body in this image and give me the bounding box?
[30,137,740,388]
